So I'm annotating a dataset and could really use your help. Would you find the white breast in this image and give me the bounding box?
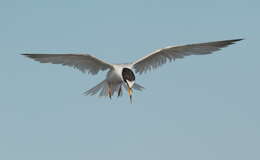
[106,64,132,83]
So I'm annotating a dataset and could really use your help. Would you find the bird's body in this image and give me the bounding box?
[87,63,141,102]
[107,64,126,83]
[23,39,243,103]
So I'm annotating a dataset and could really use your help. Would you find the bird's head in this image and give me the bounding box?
[122,68,135,101]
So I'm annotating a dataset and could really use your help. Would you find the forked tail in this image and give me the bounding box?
[84,80,145,98]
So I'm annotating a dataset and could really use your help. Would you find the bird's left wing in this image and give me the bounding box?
[22,54,113,75]
[132,39,243,74]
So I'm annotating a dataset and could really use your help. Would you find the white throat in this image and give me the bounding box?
[126,80,134,88]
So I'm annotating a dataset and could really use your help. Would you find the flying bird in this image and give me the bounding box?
[23,39,243,103]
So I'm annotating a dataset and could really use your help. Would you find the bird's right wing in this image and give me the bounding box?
[22,54,113,75]
[132,39,243,74]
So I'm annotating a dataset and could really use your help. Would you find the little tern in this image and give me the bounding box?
[23,39,243,103]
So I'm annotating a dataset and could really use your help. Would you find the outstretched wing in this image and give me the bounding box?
[132,39,243,74]
[22,54,113,75]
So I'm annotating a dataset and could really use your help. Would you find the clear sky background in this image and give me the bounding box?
[0,0,259,160]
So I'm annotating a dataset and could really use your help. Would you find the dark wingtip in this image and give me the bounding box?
[219,38,244,46]
[232,38,244,42]
[229,38,244,45]
[21,54,31,57]
[21,54,39,59]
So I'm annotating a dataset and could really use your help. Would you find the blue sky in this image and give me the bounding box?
[0,0,259,160]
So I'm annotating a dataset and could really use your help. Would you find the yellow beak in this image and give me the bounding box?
[128,87,133,104]
[128,87,133,96]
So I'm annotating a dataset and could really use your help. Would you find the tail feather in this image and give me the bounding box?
[84,80,108,97]
[99,83,109,97]
[84,80,144,98]
[133,83,145,91]
[84,80,123,97]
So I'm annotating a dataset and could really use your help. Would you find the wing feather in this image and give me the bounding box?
[133,39,243,74]
[22,54,113,75]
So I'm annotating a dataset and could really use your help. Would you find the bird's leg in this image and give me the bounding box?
[118,85,122,97]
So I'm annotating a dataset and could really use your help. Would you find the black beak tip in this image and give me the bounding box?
[130,95,132,104]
